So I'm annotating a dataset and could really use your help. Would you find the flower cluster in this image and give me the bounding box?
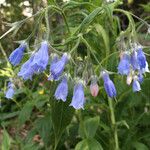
[18,41,49,80]
[5,40,149,109]
[118,45,149,92]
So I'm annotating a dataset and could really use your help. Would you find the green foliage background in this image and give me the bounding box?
[0,0,150,150]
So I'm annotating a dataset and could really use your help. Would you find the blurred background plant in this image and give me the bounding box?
[0,0,150,150]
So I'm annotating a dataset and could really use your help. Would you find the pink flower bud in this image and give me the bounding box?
[90,82,99,97]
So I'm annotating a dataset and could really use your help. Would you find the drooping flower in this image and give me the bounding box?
[141,61,150,73]
[137,48,146,70]
[18,55,35,80]
[31,41,49,73]
[131,51,139,70]
[48,54,59,81]
[102,71,117,98]
[9,43,26,66]
[132,77,141,92]
[48,53,69,81]
[90,76,99,97]
[5,82,15,99]
[54,77,68,102]
[138,71,143,83]
[70,82,85,109]
[118,52,130,75]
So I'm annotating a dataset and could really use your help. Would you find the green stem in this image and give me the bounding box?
[81,36,102,68]
[51,5,70,34]
[25,11,44,42]
[61,11,71,34]
[45,7,50,41]
[0,42,13,71]
[78,110,88,138]
[0,9,44,40]
[108,98,119,150]
[130,13,150,27]
[0,43,9,62]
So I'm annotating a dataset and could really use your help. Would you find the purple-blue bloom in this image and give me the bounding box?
[48,53,69,81]
[142,61,150,73]
[9,43,26,66]
[70,82,85,109]
[54,77,68,102]
[48,54,59,81]
[132,78,141,92]
[5,82,15,99]
[118,53,130,75]
[31,41,49,73]
[138,72,143,83]
[131,51,139,70]
[102,71,117,98]
[18,55,35,80]
[137,48,146,70]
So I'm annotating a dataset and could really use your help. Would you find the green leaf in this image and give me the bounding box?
[76,7,102,33]
[0,111,19,121]
[79,116,100,138]
[132,141,149,150]
[18,101,34,125]
[35,112,52,146]
[94,24,110,58]
[116,120,130,129]
[1,129,11,150]
[75,138,103,150]
[49,82,75,149]
[140,3,150,12]
[21,143,42,150]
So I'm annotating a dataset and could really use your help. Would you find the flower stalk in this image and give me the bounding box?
[108,98,119,150]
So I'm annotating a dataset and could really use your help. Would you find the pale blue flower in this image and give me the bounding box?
[118,53,130,75]
[138,71,143,83]
[5,82,15,99]
[54,77,68,102]
[70,82,85,109]
[31,41,49,73]
[131,51,139,70]
[9,43,26,66]
[49,53,69,81]
[137,48,146,70]
[18,55,34,80]
[132,78,141,92]
[102,71,117,98]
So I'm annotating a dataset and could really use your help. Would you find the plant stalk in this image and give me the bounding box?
[108,98,119,150]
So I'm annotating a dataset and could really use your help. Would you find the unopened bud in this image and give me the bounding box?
[126,74,133,85]
[90,82,99,97]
